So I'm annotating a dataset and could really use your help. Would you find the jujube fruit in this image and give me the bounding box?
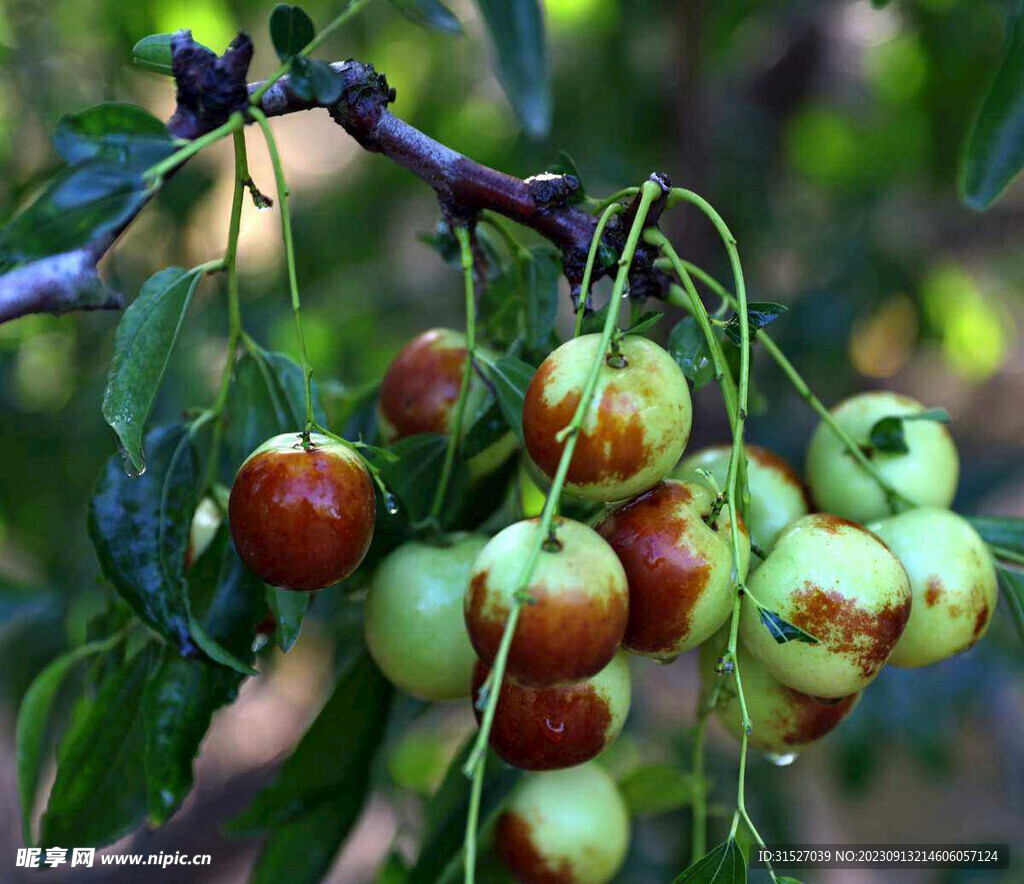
[464,517,628,687]
[228,432,376,591]
[472,652,631,771]
[740,513,912,697]
[868,507,997,667]
[805,391,959,523]
[674,444,809,553]
[495,763,630,884]
[365,534,487,700]
[596,479,750,660]
[698,627,861,755]
[522,333,692,501]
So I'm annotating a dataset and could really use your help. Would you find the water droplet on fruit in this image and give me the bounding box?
[765,751,799,767]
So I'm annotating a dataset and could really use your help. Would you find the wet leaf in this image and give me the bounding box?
[669,316,714,389]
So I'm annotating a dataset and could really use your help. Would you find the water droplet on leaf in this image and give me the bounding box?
[384,493,399,515]
[765,751,799,767]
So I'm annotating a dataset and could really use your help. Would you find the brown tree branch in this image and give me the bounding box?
[0,32,629,325]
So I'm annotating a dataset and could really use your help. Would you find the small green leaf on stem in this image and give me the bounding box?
[53,103,176,171]
[132,33,212,75]
[387,0,462,34]
[620,763,698,815]
[625,310,664,336]
[673,839,747,884]
[288,56,345,104]
[723,302,787,346]
[759,608,819,644]
[669,316,715,389]
[270,4,316,60]
[476,354,535,444]
[868,408,950,455]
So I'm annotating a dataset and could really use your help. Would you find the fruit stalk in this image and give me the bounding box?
[573,202,626,337]
[461,178,665,884]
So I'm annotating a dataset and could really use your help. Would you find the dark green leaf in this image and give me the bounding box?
[619,763,697,815]
[868,409,949,455]
[673,839,747,884]
[759,608,819,644]
[545,150,587,202]
[288,56,345,104]
[40,646,155,848]
[270,3,315,60]
[462,398,509,461]
[266,585,309,652]
[132,33,212,75]
[524,245,561,350]
[102,267,202,475]
[0,161,149,262]
[378,434,448,523]
[625,310,664,336]
[16,632,127,845]
[88,425,197,654]
[53,103,176,172]
[961,3,1024,209]
[723,302,787,346]
[227,647,393,834]
[388,0,462,34]
[669,316,714,389]
[408,741,520,884]
[477,354,535,444]
[996,566,1024,645]
[474,0,552,138]
[377,852,410,884]
[969,515,1024,557]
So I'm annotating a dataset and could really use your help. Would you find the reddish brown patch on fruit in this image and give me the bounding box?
[924,576,944,607]
[496,811,575,884]
[378,330,466,439]
[781,689,858,746]
[790,582,911,678]
[229,445,376,591]
[813,513,876,538]
[973,600,990,637]
[747,445,812,509]
[464,570,627,687]
[523,363,650,489]
[472,663,613,770]
[596,482,712,655]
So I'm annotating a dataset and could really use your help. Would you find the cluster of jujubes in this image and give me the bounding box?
[223,321,994,884]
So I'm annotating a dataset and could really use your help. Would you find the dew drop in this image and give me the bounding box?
[384,493,399,515]
[116,440,146,478]
[765,751,799,767]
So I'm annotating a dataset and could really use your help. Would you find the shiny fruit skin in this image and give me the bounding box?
[465,517,628,687]
[740,513,912,697]
[805,391,959,523]
[365,535,487,700]
[674,444,809,552]
[698,628,860,755]
[522,334,692,502]
[377,328,515,480]
[596,480,750,660]
[495,763,630,884]
[228,433,376,591]
[472,652,631,771]
[868,507,997,667]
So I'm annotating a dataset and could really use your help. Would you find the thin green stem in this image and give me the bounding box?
[590,186,640,213]
[692,710,709,860]
[144,114,244,181]
[249,0,376,105]
[428,225,477,524]
[250,107,316,437]
[462,747,486,884]
[202,130,250,493]
[573,202,625,337]
[461,180,664,884]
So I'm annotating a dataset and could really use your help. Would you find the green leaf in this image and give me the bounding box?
[288,56,345,104]
[39,646,155,848]
[270,3,315,60]
[267,585,310,652]
[619,763,697,815]
[102,267,202,475]
[0,161,149,262]
[723,302,787,346]
[132,33,212,75]
[477,354,535,444]
[378,434,448,523]
[16,632,128,845]
[524,245,561,350]
[474,0,551,138]
[669,316,714,389]
[969,515,1024,557]
[625,310,664,336]
[408,741,520,884]
[961,3,1024,209]
[226,647,393,834]
[545,150,587,203]
[673,839,747,884]
[996,566,1024,645]
[759,608,819,644]
[88,424,198,654]
[377,852,410,884]
[388,0,462,34]
[868,408,950,455]
[53,103,176,172]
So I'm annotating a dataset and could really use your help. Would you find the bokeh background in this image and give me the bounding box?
[1,0,1022,881]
